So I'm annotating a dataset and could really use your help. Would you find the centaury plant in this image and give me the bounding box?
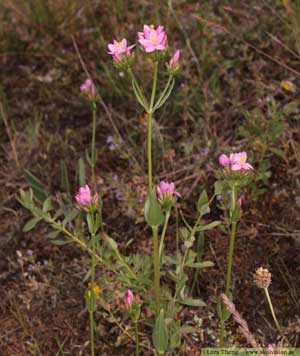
[108,24,181,316]
[19,23,223,355]
[216,151,253,347]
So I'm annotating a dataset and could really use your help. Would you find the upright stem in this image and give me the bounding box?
[91,102,97,193]
[225,221,237,297]
[147,61,159,191]
[264,288,282,334]
[153,226,160,315]
[134,320,140,356]
[147,112,153,190]
[159,210,170,261]
[220,184,238,347]
[219,321,225,348]
[89,215,96,356]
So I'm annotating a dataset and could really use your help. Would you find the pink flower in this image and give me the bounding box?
[230,152,253,171]
[75,185,98,207]
[170,49,180,68]
[157,181,181,206]
[267,344,274,350]
[138,24,167,52]
[219,153,231,167]
[107,38,135,62]
[125,289,133,307]
[80,79,96,99]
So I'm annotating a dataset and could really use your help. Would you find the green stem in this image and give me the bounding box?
[150,62,158,111]
[89,310,95,356]
[264,287,282,334]
[90,215,96,356]
[147,61,158,191]
[219,321,225,348]
[159,210,170,261]
[153,226,160,315]
[134,320,140,356]
[153,75,172,111]
[220,184,238,347]
[147,112,153,190]
[128,69,148,109]
[225,221,237,298]
[91,102,97,193]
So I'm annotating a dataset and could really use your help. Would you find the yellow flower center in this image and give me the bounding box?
[150,35,157,44]
[117,41,122,47]
[150,24,155,29]
[239,156,246,163]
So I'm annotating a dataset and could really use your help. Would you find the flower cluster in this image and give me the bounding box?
[75,185,99,211]
[219,151,253,172]
[107,38,135,64]
[108,24,181,70]
[124,289,140,308]
[124,289,141,322]
[80,78,96,101]
[254,267,272,289]
[157,181,180,210]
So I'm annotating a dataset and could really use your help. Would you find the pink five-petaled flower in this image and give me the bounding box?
[219,153,231,167]
[138,24,167,52]
[230,152,253,171]
[157,181,180,209]
[80,79,96,100]
[75,184,98,207]
[170,49,181,68]
[107,38,135,62]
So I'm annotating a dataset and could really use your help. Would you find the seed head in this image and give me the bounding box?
[254,267,271,289]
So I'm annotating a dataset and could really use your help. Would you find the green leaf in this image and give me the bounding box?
[217,293,232,322]
[60,160,70,195]
[197,190,210,216]
[269,147,285,158]
[180,297,206,307]
[42,197,52,213]
[152,309,169,355]
[195,220,221,232]
[46,230,60,239]
[51,239,71,246]
[153,78,175,111]
[78,157,86,186]
[62,210,79,228]
[105,236,119,253]
[174,325,197,335]
[144,190,164,227]
[132,79,148,111]
[24,169,48,202]
[185,261,214,268]
[23,217,42,232]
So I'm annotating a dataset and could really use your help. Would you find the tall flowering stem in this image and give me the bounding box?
[218,152,253,347]
[80,79,97,193]
[219,183,238,347]
[76,185,101,356]
[108,26,181,317]
[148,61,158,191]
[91,102,97,193]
